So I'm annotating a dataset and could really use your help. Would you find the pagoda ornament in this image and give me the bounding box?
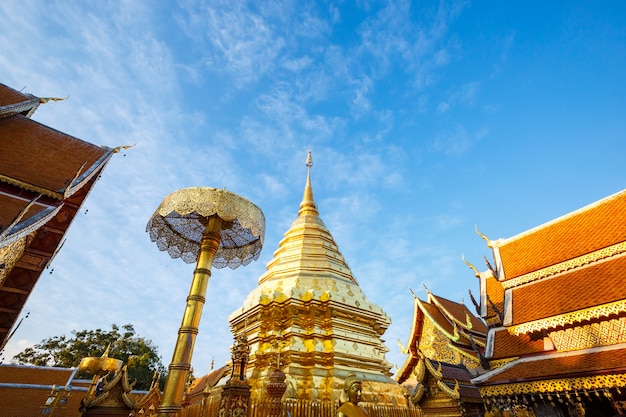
[146,187,265,417]
[216,332,253,417]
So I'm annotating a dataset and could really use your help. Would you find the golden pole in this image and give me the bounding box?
[157,216,224,417]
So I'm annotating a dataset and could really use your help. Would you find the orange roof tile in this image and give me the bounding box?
[511,256,626,326]
[497,190,626,279]
[485,276,504,322]
[489,328,547,360]
[476,346,626,385]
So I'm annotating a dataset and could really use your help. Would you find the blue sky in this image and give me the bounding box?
[1,1,625,377]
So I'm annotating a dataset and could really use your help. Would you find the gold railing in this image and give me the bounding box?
[182,397,423,417]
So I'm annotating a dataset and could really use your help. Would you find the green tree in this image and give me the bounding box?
[13,324,166,391]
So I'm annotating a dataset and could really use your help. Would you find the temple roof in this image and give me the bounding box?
[428,292,488,334]
[492,189,626,280]
[486,327,547,360]
[473,344,626,386]
[0,83,116,350]
[510,255,626,328]
[396,291,488,384]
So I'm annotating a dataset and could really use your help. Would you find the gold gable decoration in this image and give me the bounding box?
[508,299,626,336]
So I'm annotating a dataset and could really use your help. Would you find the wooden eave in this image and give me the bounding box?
[0,173,107,348]
[494,189,626,280]
[510,254,626,328]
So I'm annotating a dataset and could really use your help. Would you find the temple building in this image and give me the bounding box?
[396,288,487,416]
[195,153,417,416]
[468,189,626,416]
[0,83,121,354]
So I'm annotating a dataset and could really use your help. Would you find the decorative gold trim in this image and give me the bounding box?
[412,355,426,382]
[479,373,626,397]
[409,383,425,405]
[485,317,501,326]
[415,296,460,342]
[550,317,626,352]
[488,357,518,370]
[509,299,626,335]
[0,174,62,200]
[447,343,482,367]
[437,379,460,400]
[423,353,443,380]
[502,241,626,289]
[0,235,30,285]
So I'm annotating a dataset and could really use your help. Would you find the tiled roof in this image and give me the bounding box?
[497,190,626,279]
[489,328,546,360]
[475,345,626,385]
[0,84,32,106]
[429,293,488,334]
[485,276,504,322]
[511,255,626,326]
[0,115,107,195]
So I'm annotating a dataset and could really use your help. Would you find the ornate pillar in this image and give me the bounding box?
[217,333,252,417]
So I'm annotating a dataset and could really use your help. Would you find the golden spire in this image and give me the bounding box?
[298,150,319,217]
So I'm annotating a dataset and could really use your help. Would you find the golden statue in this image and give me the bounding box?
[336,373,368,417]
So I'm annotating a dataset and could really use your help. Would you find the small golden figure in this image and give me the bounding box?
[336,372,368,417]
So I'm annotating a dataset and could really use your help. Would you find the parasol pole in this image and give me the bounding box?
[157,216,223,416]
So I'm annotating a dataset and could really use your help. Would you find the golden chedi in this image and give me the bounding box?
[229,152,407,407]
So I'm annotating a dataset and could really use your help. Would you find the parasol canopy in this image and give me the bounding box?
[146,187,265,269]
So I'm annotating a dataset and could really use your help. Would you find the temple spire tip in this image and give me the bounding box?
[298,150,318,217]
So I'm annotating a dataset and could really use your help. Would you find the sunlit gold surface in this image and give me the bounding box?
[228,154,407,406]
[78,356,123,375]
[479,373,626,397]
[508,299,626,335]
[146,187,264,268]
[148,187,264,417]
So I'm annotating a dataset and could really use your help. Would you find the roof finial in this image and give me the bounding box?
[298,150,318,217]
[475,225,494,248]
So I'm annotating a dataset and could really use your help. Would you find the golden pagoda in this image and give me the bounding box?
[226,152,411,412]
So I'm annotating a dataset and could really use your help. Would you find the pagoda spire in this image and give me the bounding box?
[298,151,319,217]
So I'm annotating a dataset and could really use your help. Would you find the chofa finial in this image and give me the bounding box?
[462,254,480,278]
[475,225,494,248]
